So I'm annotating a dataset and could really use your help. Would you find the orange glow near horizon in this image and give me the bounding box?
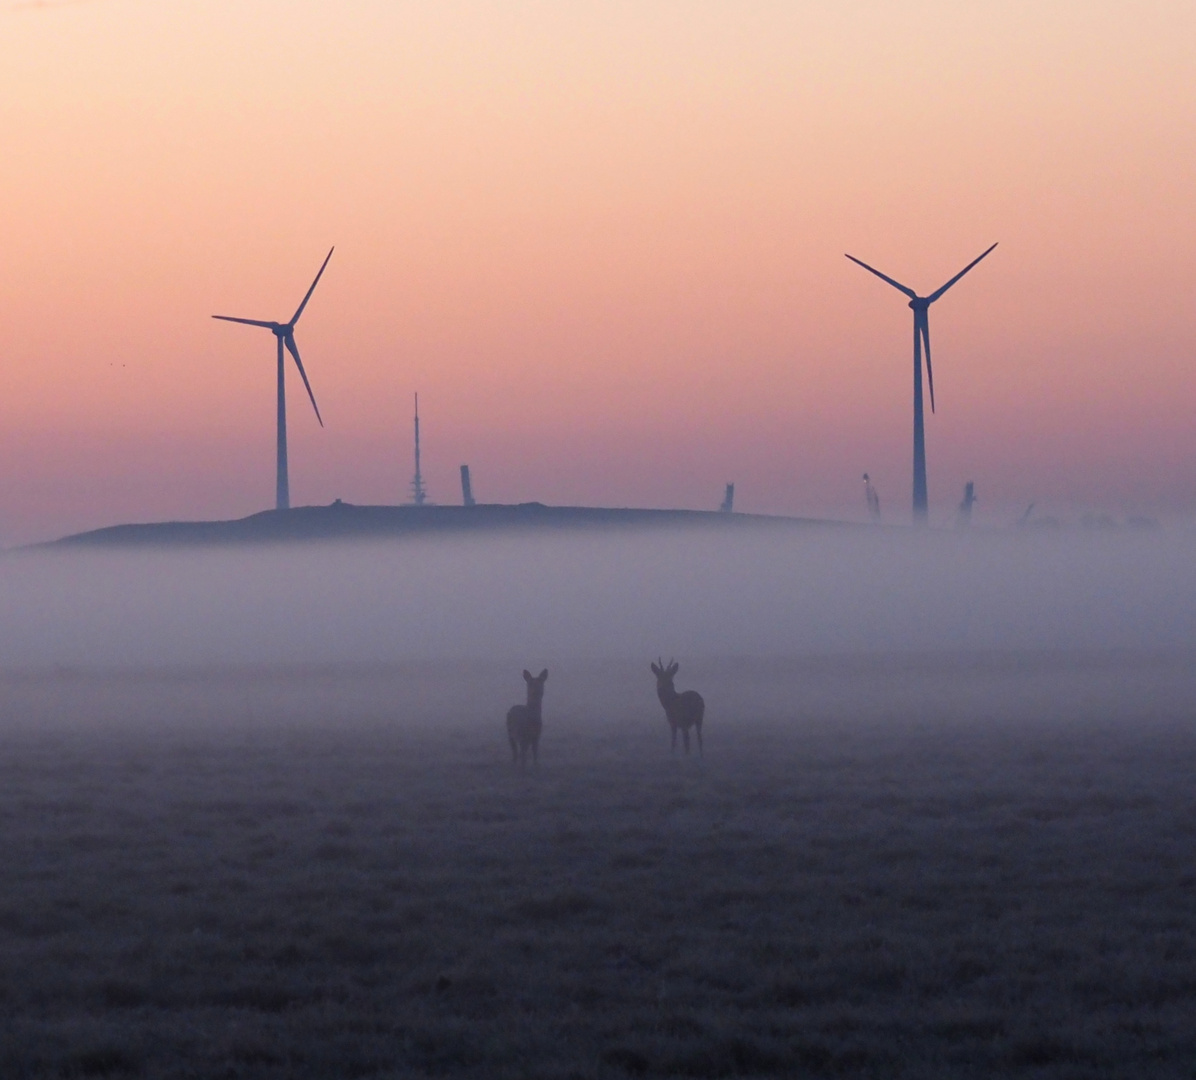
[1,1,1194,543]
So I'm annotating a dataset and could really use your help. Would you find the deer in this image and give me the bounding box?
[651,658,704,755]
[506,669,548,766]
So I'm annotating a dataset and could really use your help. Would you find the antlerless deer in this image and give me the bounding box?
[507,669,548,766]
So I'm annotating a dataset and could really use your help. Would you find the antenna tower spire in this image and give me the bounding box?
[410,393,428,505]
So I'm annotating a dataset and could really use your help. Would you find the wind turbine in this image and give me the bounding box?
[845,243,996,525]
[213,247,334,510]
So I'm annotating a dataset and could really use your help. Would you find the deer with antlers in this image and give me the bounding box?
[651,658,704,755]
[506,669,548,766]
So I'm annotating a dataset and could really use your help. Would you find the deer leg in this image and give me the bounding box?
[696,721,703,757]
[532,737,538,765]
[670,725,677,752]
[510,736,518,763]
[682,727,690,754]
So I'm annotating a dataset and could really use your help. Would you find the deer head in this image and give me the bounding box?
[522,668,548,704]
[650,658,679,689]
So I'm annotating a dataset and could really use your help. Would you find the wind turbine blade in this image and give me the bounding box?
[283,333,324,427]
[289,246,335,326]
[925,242,998,304]
[212,315,278,329]
[844,254,917,299]
[922,314,935,414]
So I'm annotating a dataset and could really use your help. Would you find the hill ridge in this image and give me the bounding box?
[39,502,846,548]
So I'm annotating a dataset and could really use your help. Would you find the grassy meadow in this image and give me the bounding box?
[1,654,1194,1078]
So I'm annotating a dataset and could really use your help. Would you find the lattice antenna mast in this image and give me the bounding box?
[410,392,428,505]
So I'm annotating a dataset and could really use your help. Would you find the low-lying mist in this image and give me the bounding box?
[2,524,1193,670]
[4,524,1195,1078]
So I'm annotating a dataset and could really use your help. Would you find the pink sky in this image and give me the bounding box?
[1,1,1194,543]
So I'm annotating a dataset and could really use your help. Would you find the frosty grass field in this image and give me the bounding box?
[1,653,1193,1078]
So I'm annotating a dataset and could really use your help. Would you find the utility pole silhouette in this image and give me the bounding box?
[956,481,977,528]
[863,473,881,522]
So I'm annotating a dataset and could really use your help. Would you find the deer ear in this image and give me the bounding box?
[523,670,532,682]
[539,669,548,681]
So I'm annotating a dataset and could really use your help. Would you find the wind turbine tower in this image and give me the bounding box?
[212,248,334,511]
[845,244,996,525]
[410,393,428,505]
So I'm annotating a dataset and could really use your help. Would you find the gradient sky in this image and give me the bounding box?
[1,0,1194,543]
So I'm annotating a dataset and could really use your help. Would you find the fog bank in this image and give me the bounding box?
[1,525,1193,670]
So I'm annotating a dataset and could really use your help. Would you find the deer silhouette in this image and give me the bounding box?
[506,669,548,766]
[651,658,704,755]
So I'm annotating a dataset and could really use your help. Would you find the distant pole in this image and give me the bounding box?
[719,483,734,513]
[460,465,476,507]
[863,473,881,523]
[956,481,976,528]
[410,393,428,505]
